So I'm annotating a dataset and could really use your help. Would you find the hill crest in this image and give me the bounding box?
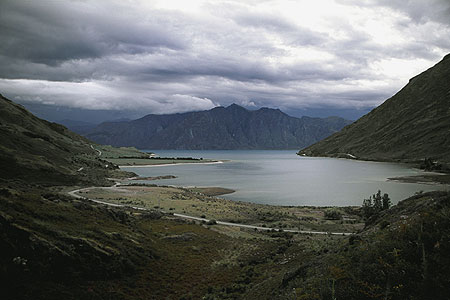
[0,94,131,186]
[299,54,450,163]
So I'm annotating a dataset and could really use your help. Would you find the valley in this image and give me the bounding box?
[1,51,450,299]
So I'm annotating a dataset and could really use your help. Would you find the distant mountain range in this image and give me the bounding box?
[84,104,351,150]
[58,118,132,135]
[299,53,450,163]
[57,119,97,135]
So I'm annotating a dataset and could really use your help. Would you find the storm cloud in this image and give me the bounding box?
[0,0,449,117]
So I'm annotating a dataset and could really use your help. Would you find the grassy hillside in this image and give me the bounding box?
[0,95,353,299]
[0,95,283,299]
[0,188,281,299]
[299,54,450,164]
[0,94,135,186]
[253,191,450,300]
[3,186,449,299]
[2,94,449,299]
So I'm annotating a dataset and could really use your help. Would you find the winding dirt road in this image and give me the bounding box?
[68,186,353,236]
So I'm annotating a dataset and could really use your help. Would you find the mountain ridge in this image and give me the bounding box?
[0,94,132,186]
[299,54,450,164]
[85,104,352,150]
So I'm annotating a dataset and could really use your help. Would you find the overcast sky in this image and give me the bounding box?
[1,0,449,120]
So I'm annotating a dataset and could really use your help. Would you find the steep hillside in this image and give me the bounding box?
[0,188,281,300]
[0,94,131,186]
[299,54,450,163]
[2,93,450,300]
[85,104,351,149]
[0,94,299,300]
[252,190,450,300]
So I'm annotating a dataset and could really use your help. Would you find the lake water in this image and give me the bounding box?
[121,150,448,207]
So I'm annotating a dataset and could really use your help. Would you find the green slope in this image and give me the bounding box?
[1,93,450,299]
[299,54,450,163]
[0,94,134,186]
[268,191,450,300]
[0,95,288,299]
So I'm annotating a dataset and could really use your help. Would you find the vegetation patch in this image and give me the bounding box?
[74,184,363,233]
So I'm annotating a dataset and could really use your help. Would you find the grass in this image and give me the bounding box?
[106,157,218,166]
[92,144,221,168]
[189,187,235,196]
[388,173,450,185]
[5,182,447,299]
[75,185,363,233]
[95,145,151,159]
[1,186,348,299]
[3,93,450,299]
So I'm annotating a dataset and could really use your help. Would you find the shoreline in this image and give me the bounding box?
[300,154,450,185]
[67,185,355,235]
[387,173,450,185]
[119,160,224,168]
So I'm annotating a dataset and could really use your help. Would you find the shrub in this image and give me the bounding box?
[206,219,217,225]
[362,190,391,220]
[324,209,342,220]
[379,220,390,229]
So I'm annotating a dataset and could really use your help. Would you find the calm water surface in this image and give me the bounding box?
[121,150,448,206]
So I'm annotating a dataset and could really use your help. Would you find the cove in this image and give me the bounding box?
[121,150,448,206]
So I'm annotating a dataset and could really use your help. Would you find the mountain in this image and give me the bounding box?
[59,118,132,135]
[299,54,450,163]
[85,104,352,149]
[0,94,131,186]
[2,93,450,299]
[58,119,98,135]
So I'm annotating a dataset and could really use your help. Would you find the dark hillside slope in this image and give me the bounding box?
[0,94,126,186]
[0,95,278,300]
[86,104,351,149]
[268,190,450,300]
[299,54,450,163]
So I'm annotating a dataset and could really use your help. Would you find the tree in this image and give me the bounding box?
[362,197,374,219]
[382,193,391,210]
[373,190,383,211]
[362,190,391,220]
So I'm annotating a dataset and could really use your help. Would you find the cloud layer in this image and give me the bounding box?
[1,0,449,115]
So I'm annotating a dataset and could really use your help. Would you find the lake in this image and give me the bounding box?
[121,150,447,206]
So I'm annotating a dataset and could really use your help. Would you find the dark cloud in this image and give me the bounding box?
[0,1,184,65]
[0,0,449,117]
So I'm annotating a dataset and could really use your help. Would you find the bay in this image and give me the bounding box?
[120,150,448,206]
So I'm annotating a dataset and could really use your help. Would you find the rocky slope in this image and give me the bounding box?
[299,54,450,163]
[85,104,351,149]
